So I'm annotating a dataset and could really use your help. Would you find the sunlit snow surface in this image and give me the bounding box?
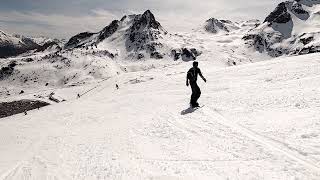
[1,52,320,179]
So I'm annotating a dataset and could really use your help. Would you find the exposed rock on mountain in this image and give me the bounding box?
[204,18,240,33]
[0,31,39,58]
[243,0,320,57]
[64,10,170,60]
[171,48,202,61]
[64,32,96,49]
[36,41,62,52]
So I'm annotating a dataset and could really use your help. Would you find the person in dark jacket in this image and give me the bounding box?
[186,61,207,108]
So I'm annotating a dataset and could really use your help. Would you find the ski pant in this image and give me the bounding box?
[190,82,201,106]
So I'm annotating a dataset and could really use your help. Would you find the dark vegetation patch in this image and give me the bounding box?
[0,100,50,118]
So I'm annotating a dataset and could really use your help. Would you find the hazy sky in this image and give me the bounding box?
[0,0,282,39]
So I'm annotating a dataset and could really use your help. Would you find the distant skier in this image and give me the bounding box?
[186,61,207,108]
[116,84,119,90]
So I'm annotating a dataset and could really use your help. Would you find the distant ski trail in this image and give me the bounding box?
[203,107,320,175]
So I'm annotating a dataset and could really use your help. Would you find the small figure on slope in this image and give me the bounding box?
[186,61,207,108]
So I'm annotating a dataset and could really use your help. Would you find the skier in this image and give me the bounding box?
[186,61,207,108]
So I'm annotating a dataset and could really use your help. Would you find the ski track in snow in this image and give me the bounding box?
[208,108,320,174]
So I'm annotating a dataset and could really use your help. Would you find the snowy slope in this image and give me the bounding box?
[1,53,320,179]
[243,0,320,57]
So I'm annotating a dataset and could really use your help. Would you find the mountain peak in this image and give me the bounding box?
[143,10,153,16]
[264,2,291,23]
[204,18,239,33]
[130,10,162,31]
[264,0,318,24]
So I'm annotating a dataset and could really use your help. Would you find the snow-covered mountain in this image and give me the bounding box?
[243,0,320,57]
[64,10,202,61]
[0,30,39,58]
[26,36,54,46]
[204,18,240,34]
[64,10,169,60]
[24,36,64,53]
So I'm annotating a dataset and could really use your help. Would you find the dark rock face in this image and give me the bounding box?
[21,37,40,50]
[0,61,16,80]
[130,10,162,31]
[291,2,310,20]
[299,36,314,45]
[296,45,320,55]
[291,32,320,55]
[36,41,61,52]
[244,30,320,57]
[243,34,266,53]
[122,10,168,60]
[150,51,163,59]
[243,0,320,57]
[65,32,95,49]
[0,35,39,58]
[97,20,120,43]
[171,49,181,60]
[126,10,167,52]
[171,48,202,61]
[264,2,292,24]
[205,18,230,33]
[295,0,320,7]
[243,32,287,57]
[182,48,196,61]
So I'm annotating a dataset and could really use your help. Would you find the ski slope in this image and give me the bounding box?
[1,53,320,179]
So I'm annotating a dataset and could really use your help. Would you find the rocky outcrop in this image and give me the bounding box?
[0,61,16,80]
[205,18,239,33]
[36,41,62,52]
[171,48,202,61]
[64,32,96,49]
[264,2,292,24]
[97,20,120,43]
[243,0,320,57]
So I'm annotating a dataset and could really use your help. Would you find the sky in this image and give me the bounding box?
[0,0,283,39]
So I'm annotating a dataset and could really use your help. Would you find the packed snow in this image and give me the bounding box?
[1,52,320,179]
